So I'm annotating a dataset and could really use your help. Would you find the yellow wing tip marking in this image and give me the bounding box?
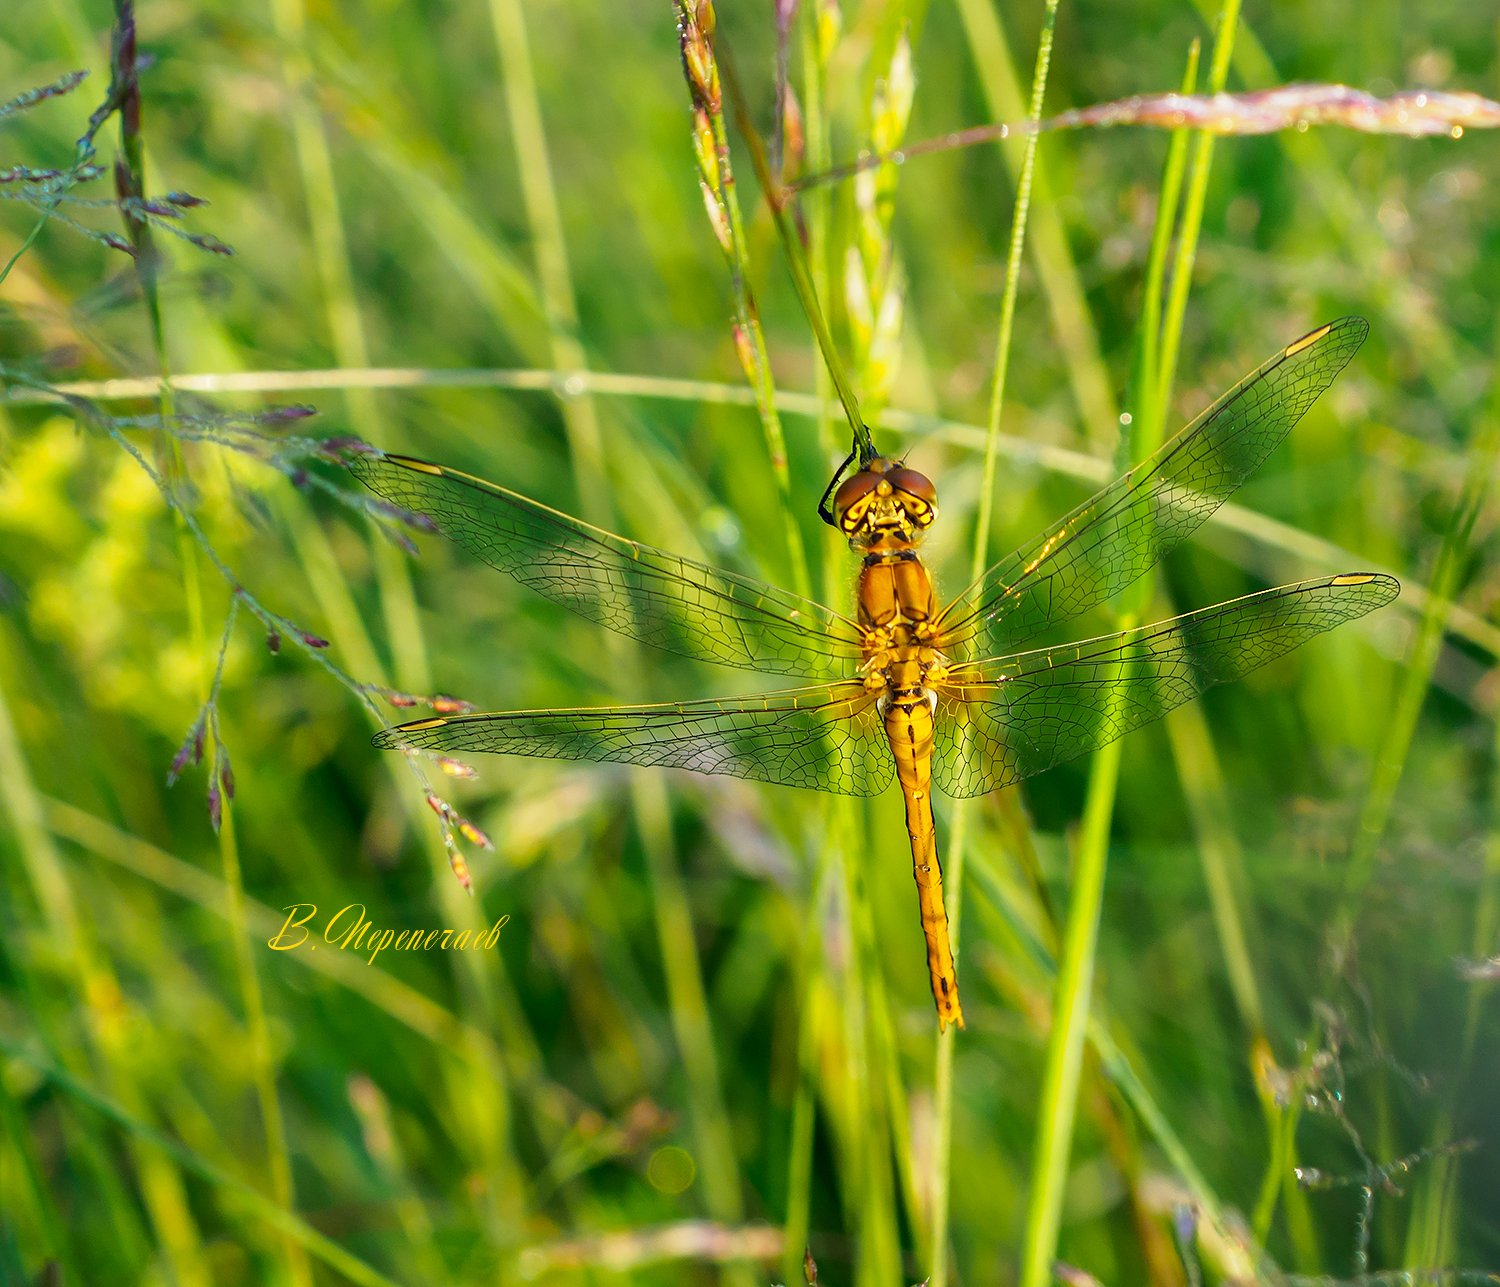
[385,454,509,494]
[1330,572,1378,586]
[385,454,445,475]
[1284,321,1335,356]
[399,717,452,731]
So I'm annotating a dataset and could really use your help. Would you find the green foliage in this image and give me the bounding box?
[1,2,1497,1285]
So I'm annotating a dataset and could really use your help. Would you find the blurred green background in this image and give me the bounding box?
[1,1,1497,1284]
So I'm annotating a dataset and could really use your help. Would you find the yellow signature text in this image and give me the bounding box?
[268,903,510,966]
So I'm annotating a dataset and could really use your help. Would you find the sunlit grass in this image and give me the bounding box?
[2,1,1498,1285]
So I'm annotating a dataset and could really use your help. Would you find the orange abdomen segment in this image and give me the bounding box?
[884,700,965,1030]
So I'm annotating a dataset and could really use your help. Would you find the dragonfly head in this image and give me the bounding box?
[832,457,938,549]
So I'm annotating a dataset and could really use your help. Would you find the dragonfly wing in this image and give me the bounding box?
[931,572,1398,798]
[938,318,1369,660]
[349,452,865,679]
[376,682,895,797]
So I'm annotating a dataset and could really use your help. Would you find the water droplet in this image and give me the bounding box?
[1118,411,1133,426]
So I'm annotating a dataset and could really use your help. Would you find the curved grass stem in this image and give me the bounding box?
[936,2,1060,1284]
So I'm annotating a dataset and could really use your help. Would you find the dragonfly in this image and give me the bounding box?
[351,317,1398,1031]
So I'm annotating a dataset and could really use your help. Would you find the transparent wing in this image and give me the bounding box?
[932,572,1398,798]
[349,452,865,679]
[375,683,894,797]
[937,318,1369,660]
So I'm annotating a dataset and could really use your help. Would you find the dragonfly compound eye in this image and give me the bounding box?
[887,467,939,527]
[833,471,881,532]
[887,467,937,504]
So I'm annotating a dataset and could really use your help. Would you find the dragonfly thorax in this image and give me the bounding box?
[832,457,938,550]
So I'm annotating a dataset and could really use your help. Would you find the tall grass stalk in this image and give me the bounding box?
[1136,36,1272,1260]
[963,808,1253,1271]
[716,11,920,1282]
[975,800,1299,1280]
[215,804,314,1286]
[39,786,548,1263]
[246,5,390,1274]
[716,22,875,463]
[679,1,812,599]
[778,8,838,1282]
[269,0,479,1268]
[841,810,903,1287]
[928,3,1059,1285]
[1391,335,1500,1270]
[1018,4,1239,1281]
[0,1041,404,1287]
[1153,0,1242,413]
[21,11,231,1281]
[269,0,433,700]
[1142,41,1267,1046]
[271,0,554,1252]
[953,0,1116,451]
[1339,405,1498,913]
[0,667,208,1284]
[488,3,756,1277]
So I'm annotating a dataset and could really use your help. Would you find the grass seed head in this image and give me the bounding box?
[676,1,721,114]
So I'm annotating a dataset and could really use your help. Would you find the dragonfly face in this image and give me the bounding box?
[832,457,939,550]
[352,317,1398,1032]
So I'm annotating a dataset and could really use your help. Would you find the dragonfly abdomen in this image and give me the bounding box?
[884,698,965,1030]
[853,540,965,1026]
